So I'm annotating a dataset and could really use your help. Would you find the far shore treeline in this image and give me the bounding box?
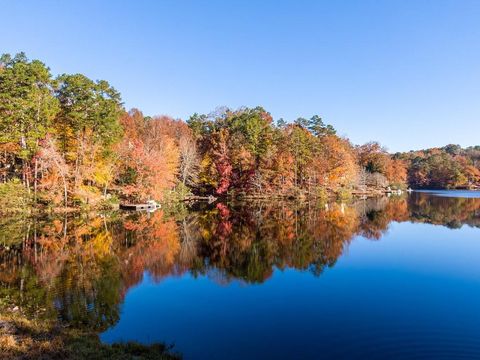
[1,53,480,212]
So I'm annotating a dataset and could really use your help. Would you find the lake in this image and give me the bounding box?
[1,191,480,359]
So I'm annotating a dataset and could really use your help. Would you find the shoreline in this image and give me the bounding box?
[7,188,480,216]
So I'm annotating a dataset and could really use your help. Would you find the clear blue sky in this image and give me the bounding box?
[2,0,480,152]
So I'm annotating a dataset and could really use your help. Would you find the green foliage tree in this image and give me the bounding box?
[308,115,336,137]
[0,53,59,160]
[55,74,122,158]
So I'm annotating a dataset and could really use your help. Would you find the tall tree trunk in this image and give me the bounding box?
[34,158,38,204]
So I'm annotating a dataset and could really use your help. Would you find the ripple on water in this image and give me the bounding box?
[317,327,480,360]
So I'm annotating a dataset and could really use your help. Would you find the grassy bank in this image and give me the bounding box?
[0,306,181,360]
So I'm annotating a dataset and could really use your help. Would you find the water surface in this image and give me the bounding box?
[1,191,480,359]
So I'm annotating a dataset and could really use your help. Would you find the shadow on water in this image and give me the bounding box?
[1,191,480,358]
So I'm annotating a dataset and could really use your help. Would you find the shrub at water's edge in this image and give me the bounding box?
[0,180,32,214]
[0,305,181,360]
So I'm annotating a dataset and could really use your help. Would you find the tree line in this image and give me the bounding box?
[396,145,480,189]
[1,53,478,210]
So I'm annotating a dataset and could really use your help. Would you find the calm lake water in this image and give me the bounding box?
[2,191,480,359]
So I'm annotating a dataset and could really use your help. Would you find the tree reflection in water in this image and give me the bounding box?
[1,193,480,332]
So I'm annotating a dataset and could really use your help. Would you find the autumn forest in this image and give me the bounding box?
[1,52,480,213]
